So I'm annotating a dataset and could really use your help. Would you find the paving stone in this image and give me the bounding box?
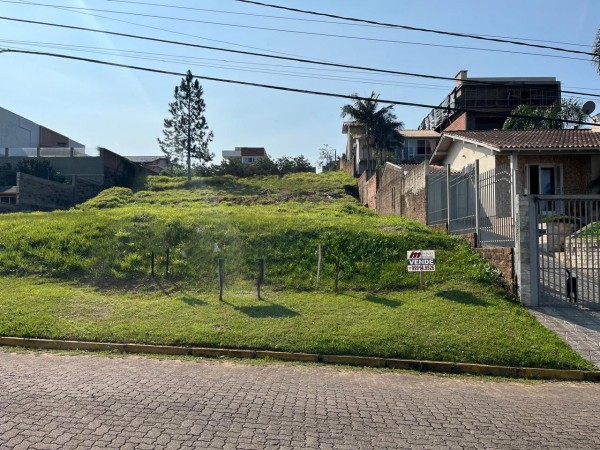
[1,350,600,449]
[529,306,600,367]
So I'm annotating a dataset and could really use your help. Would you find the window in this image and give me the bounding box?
[526,164,562,195]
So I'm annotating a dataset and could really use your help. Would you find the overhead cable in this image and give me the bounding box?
[0,0,590,61]
[1,16,599,100]
[233,0,597,57]
[98,0,593,49]
[1,48,597,128]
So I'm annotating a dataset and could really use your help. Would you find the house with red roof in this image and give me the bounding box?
[430,129,600,196]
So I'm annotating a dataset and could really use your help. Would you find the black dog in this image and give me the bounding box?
[566,269,577,303]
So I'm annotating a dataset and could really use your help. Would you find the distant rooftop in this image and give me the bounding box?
[399,130,441,139]
[125,156,168,163]
[442,129,600,150]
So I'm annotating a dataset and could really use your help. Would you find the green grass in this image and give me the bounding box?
[0,171,593,370]
[0,276,592,370]
[0,172,492,290]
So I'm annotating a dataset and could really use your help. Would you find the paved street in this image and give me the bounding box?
[1,350,600,449]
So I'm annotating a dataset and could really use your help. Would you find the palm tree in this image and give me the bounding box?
[593,29,600,76]
[341,92,404,174]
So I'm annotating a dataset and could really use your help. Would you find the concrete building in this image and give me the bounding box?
[397,130,441,163]
[341,123,440,177]
[419,70,561,132]
[222,147,267,164]
[0,106,84,150]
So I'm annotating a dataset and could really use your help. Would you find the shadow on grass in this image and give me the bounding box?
[363,294,402,308]
[345,293,402,308]
[435,290,490,307]
[222,300,299,318]
[181,296,207,307]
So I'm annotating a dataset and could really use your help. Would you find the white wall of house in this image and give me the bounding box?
[443,140,496,172]
[0,107,40,148]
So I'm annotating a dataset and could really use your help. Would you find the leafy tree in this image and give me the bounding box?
[253,156,279,175]
[593,29,600,76]
[317,144,337,171]
[290,155,315,173]
[503,99,588,130]
[211,155,314,177]
[158,70,214,181]
[340,92,404,172]
[15,158,65,182]
[0,163,15,185]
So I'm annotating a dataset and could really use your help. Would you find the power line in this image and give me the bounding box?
[0,40,451,90]
[8,38,598,100]
[1,48,597,128]
[2,15,599,101]
[233,0,597,58]
[98,0,592,49]
[4,0,323,62]
[2,0,590,62]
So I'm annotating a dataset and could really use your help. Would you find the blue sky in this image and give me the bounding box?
[1,0,599,164]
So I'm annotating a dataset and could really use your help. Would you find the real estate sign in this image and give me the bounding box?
[407,250,436,272]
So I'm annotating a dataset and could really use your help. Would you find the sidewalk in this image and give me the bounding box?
[529,306,600,368]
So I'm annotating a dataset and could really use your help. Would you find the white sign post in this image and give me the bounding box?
[407,250,436,289]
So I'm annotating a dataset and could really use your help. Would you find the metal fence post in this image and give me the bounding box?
[446,164,451,232]
[217,258,223,301]
[474,160,480,247]
[528,197,539,306]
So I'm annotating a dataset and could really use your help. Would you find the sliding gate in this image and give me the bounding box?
[535,196,600,309]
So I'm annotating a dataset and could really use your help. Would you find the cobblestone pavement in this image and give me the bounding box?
[1,350,600,449]
[529,306,600,368]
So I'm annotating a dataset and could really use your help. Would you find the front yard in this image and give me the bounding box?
[0,277,593,370]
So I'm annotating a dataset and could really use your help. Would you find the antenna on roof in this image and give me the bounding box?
[582,101,596,116]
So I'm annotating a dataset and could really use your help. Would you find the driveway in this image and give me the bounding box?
[529,306,600,368]
[1,350,600,449]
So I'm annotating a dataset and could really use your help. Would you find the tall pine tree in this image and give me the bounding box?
[158,71,214,180]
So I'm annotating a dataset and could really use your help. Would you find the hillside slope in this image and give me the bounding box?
[0,172,494,291]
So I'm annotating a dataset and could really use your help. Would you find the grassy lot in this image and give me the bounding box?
[0,276,592,370]
[0,172,594,370]
[0,172,492,290]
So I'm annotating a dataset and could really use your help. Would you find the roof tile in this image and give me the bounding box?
[443,129,600,150]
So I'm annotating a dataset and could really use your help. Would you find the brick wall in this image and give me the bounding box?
[339,158,355,177]
[16,173,102,211]
[376,163,403,215]
[374,162,428,224]
[442,113,467,132]
[517,154,592,194]
[17,172,74,210]
[358,171,378,210]
[459,232,477,247]
[429,223,447,232]
[476,247,515,292]
[74,177,103,204]
[401,163,428,224]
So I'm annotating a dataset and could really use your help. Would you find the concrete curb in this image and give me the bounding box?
[1,336,598,382]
